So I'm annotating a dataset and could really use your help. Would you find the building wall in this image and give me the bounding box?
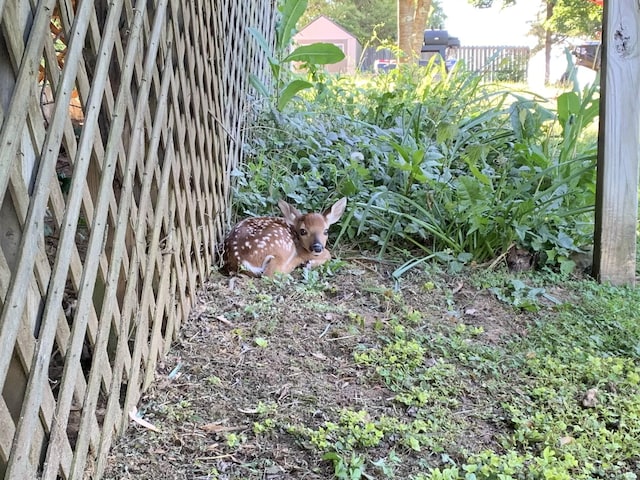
[294,16,360,74]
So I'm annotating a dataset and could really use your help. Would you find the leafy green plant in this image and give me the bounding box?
[489,278,549,312]
[239,52,599,275]
[225,432,247,448]
[323,451,366,480]
[198,267,640,479]
[249,0,345,111]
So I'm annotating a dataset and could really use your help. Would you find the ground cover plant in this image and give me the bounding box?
[101,5,640,477]
[104,264,640,479]
[236,59,599,276]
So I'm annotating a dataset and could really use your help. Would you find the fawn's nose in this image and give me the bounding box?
[311,242,323,254]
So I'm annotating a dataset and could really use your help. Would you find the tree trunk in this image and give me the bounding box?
[398,0,432,62]
[544,1,555,84]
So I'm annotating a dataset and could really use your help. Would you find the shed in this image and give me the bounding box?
[293,16,361,74]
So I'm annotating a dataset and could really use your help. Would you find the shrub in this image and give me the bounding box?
[237,61,599,274]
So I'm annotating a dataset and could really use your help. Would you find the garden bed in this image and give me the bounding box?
[103,259,640,479]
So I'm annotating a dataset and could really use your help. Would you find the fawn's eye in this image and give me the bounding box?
[300,228,308,236]
[323,229,329,235]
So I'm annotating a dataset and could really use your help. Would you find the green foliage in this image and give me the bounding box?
[233,267,640,479]
[548,0,602,39]
[249,0,345,111]
[323,451,367,480]
[489,278,549,312]
[300,0,446,46]
[239,62,599,274]
[467,0,602,40]
[361,274,640,478]
[523,280,640,360]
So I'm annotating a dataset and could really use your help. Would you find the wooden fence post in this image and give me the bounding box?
[593,0,640,286]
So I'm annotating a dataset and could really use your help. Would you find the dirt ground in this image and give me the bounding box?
[103,259,536,480]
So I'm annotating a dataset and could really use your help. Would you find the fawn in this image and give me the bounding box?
[221,198,347,277]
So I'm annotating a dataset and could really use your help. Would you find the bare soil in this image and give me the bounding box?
[103,260,541,480]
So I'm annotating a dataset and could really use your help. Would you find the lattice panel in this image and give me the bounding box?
[0,0,275,478]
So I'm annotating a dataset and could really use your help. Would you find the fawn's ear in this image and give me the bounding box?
[278,199,302,226]
[323,197,347,225]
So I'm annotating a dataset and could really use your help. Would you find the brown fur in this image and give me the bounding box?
[221,198,347,277]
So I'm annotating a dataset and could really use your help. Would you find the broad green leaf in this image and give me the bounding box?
[248,26,275,62]
[436,122,459,143]
[556,231,577,250]
[283,43,345,64]
[389,141,412,164]
[248,26,279,79]
[465,160,492,187]
[559,258,577,275]
[411,149,424,168]
[277,79,313,110]
[557,91,580,125]
[276,0,308,51]
[249,74,270,98]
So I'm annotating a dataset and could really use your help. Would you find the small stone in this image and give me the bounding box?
[582,388,598,408]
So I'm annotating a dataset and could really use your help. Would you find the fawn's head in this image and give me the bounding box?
[278,197,347,256]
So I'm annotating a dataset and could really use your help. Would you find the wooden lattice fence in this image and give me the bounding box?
[0,0,274,478]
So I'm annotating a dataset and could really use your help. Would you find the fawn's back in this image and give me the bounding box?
[221,198,347,277]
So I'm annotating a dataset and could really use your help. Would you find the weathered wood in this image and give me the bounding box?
[0,0,57,207]
[2,0,97,473]
[0,0,276,477]
[143,132,175,390]
[40,2,129,472]
[593,0,640,286]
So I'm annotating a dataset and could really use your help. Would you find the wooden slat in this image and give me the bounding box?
[39,1,127,477]
[593,0,640,285]
[143,142,176,389]
[0,401,14,466]
[0,165,76,478]
[98,0,169,433]
[0,0,57,207]
[70,52,171,471]
[0,0,277,477]
[2,0,99,474]
[0,0,50,395]
[456,45,530,82]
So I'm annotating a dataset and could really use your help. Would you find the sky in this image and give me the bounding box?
[439,0,598,86]
[441,0,542,47]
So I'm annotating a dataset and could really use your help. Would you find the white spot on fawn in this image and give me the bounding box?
[222,198,347,277]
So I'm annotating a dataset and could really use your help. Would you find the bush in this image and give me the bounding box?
[236,61,599,275]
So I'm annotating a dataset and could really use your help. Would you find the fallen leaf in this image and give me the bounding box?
[216,315,233,326]
[129,407,160,432]
[559,436,574,446]
[201,423,242,433]
[582,388,598,408]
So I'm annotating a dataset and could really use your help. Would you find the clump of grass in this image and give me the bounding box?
[237,268,640,479]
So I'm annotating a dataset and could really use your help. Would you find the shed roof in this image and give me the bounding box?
[297,15,358,41]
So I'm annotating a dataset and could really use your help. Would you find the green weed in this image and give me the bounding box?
[220,270,640,479]
[238,61,599,276]
[248,0,344,111]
